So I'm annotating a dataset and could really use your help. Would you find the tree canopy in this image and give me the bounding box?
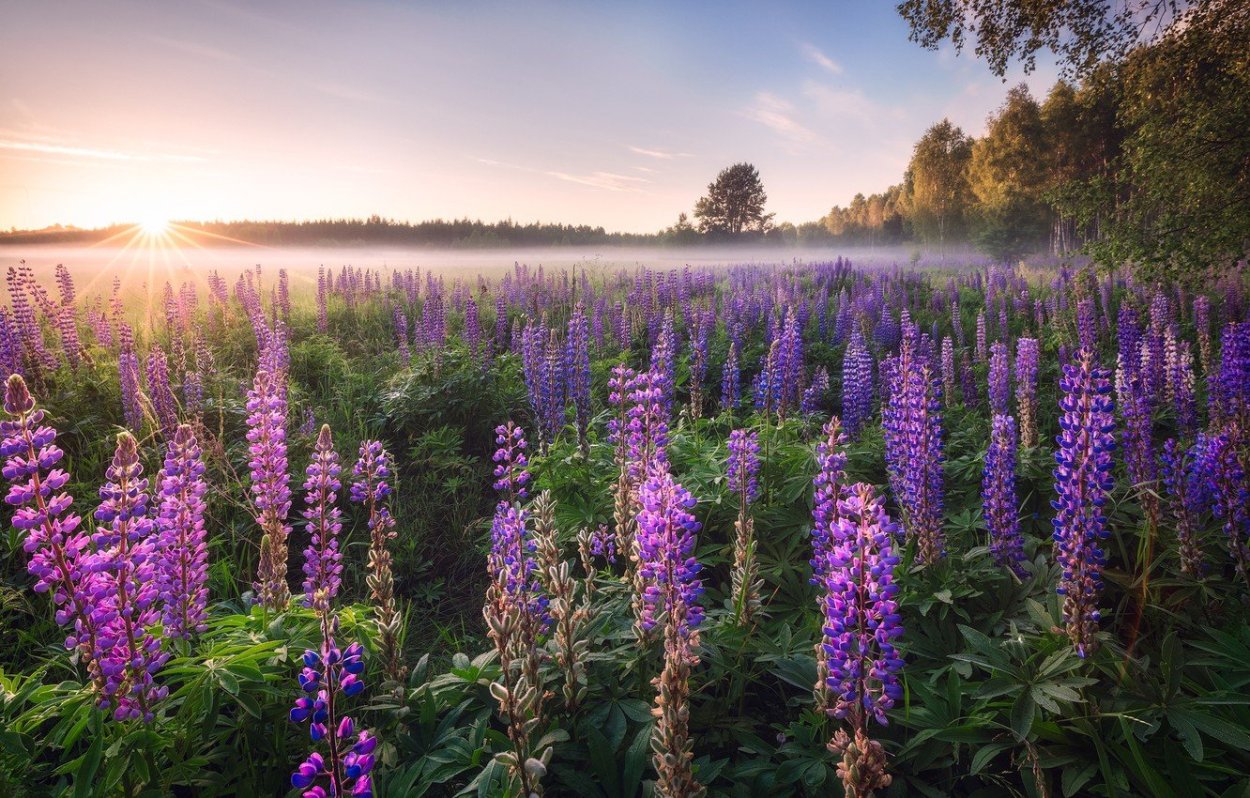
[693,163,774,237]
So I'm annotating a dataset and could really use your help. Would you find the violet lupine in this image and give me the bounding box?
[484,423,550,798]
[625,369,670,486]
[1165,329,1197,437]
[841,328,874,440]
[940,336,956,408]
[155,424,209,639]
[960,350,980,409]
[1052,348,1116,657]
[492,421,531,505]
[688,311,712,419]
[988,341,1011,417]
[820,482,903,798]
[983,415,1027,577]
[635,469,705,798]
[351,440,404,682]
[801,367,831,416]
[290,613,376,798]
[1116,361,1159,520]
[1193,295,1212,376]
[727,428,762,626]
[1210,322,1250,432]
[882,324,945,564]
[754,338,782,418]
[975,311,987,363]
[146,346,179,436]
[1195,432,1250,586]
[566,304,592,454]
[1015,338,1040,447]
[301,425,344,610]
[650,315,677,422]
[92,432,170,721]
[1077,298,1097,352]
[118,323,145,430]
[2,375,104,688]
[1160,438,1205,577]
[247,368,293,611]
[720,340,741,412]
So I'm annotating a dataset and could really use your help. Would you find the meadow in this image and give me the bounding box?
[1,255,1249,798]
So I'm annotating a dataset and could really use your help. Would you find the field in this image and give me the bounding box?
[2,256,1249,798]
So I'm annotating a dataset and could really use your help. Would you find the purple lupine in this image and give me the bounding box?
[566,303,592,453]
[156,424,209,638]
[1160,438,1205,577]
[650,315,677,422]
[688,310,712,419]
[1052,348,1116,657]
[247,368,293,610]
[301,425,344,610]
[625,369,670,485]
[984,415,1027,577]
[975,311,987,363]
[1077,298,1096,352]
[960,350,980,409]
[118,323,145,430]
[290,616,375,798]
[721,340,741,411]
[146,346,179,435]
[1015,338,1040,447]
[841,328,874,439]
[819,481,904,726]
[988,341,1011,417]
[754,339,782,418]
[940,336,956,408]
[801,367,831,416]
[777,307,805,414]
[2,375,105,688]
[882,323,945,564]
[810,417,848,585]
[316,266,329,333]
[1195,432,1249,584]
[635,469,704,644]
[491,422,531,505]
[727,428,761,505]
[1194,295,1211,376]
[464,294,482,363]
[92,432,169,721]
[1210,322,1250,431]
[1116,360,1158,516]
[351,439,404,681]
[1165,328,1197,437]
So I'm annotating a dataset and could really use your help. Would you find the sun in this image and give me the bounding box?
[138,215,171,236]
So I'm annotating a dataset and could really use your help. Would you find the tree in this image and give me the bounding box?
[693,163,774,236]
[905,119,973,258]
[967,85,1050,262]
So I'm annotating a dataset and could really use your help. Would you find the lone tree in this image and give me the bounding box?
[693,163,774,236]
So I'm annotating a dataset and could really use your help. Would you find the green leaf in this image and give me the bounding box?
[1011,691,1035,740]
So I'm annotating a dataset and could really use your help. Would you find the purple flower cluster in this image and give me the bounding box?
[566,304,592,452]
[2,376,101,681]
[301,425,344,610]
[92,432,170,721]
[1195,432,1249,581]
[491,421,531,503]
[801,366,831,416]
[1160,438,1205,577]
[635,469,704,647]
[156,424,209,638]
[721,341,741,411]
[988,342,1010,417]
[818,482,904,727]
[841,328,874,439]
[882,324,945,563]
[247,368,292,610]
[487,423,548,629]
[1015,338,1039,447]
[810,418,848,584]
[726,428,760,505]
[983,415,1027,577]
[290,616,375,798]
[1052,348,1116,657]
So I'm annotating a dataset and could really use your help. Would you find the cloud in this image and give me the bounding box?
[149,35,240,63]
[627,145,691,160]
[313,82,390,104]
[0,138,204,163]
[741,93,817,143]
[801,43,843,76]
[474,157,649,192]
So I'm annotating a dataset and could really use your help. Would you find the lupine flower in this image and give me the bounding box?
[2,375,104,687]
[248,368,292,611]
[146,346,179,435]
[819,481,904,726]
[1193,295,1211,376]
[960,350,980,409]
[1211,322,1250,431]
[1077,298,1096,352]
[492,421,531,503]
[155,424,209,638]
[651,315,677,421]
[940,336,956,408]
[728,429,762,626]
[975,311,987,363]
[1164,328,1197,436]
[988,341,1010,417]
[565,304,592,453]
[1116,359,1159,519]
[726,429,761,505]
[635,469,705,798]
[841,328,874,439]
[1160,438,1205,577]
[1015,338,1039,447]
[290,610,375,798]
[801,367,831,416]
[1052,348,1116,657]
[1195,432,1249,584]
[351,440,403,682]
[983,415,1027,577]
[882,323,945,564]
[93,432,170,721]
[301,425,343,610]
[720,340,740,411]
[118,324,146,430]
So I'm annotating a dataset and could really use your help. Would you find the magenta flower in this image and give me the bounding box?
[156,424,209,638]
[301,425,344,610]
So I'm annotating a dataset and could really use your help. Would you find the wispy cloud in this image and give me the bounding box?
[741,93,817,143]
[801,43,843,76]
[0,138,204,162]
[627,145,691,160]
[474,157,648,192]
[313,81,390,104]
[149,35,240,63]
[802,82,906,127]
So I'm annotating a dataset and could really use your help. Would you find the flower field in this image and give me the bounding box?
[2,258,1249,797]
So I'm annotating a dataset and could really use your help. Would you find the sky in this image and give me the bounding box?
[0,0,1060,234]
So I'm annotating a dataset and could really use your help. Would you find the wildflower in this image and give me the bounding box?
[983,415,1027,577]
[301,425,343,610]
[155,424,209,638]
